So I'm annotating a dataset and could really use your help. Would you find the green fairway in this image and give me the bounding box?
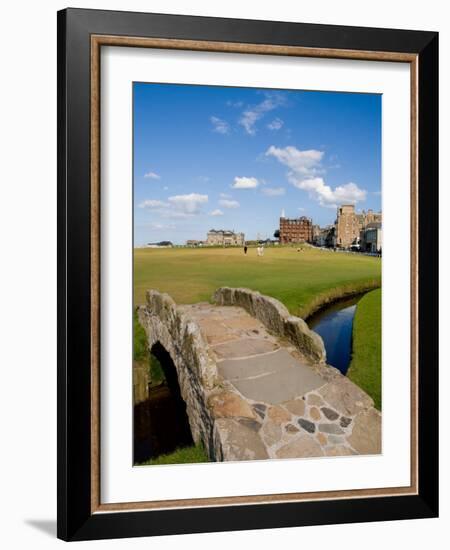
[134,246,381,318]
[347,288,382,410]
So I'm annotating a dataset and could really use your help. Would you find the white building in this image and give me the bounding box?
[361,223,382,253]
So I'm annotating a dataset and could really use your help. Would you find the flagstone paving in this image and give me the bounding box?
[183,302,382,460]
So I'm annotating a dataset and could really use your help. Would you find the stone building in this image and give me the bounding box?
[186,240,204,247]
[335,205,382,248]
[313,225,335,247]
[312,224,321,242]
[361,209,382,226]
[206,229,245,246]
[279,212,313,244]
[335,205,360,248]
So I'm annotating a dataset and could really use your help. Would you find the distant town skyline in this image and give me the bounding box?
[134,83,381,246]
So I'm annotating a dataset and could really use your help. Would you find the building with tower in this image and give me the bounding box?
[335,205,382,248]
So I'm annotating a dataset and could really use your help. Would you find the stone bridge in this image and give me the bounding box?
[136,287,381,461]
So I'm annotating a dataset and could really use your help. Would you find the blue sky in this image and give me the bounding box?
[134,83,381,245]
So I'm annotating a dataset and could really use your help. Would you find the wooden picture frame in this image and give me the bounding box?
[57,8,438,541]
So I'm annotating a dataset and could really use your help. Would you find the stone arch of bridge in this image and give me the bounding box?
[149,340,194,446]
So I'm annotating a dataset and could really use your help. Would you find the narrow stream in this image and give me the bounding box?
[307,294,365,375]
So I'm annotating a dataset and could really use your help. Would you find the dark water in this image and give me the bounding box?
[133,385,194,464]
[307,294,364,375]
[133,343,194,465]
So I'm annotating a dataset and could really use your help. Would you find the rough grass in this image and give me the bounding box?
[134,246,381,318]
[133,310,166,385]
[149,354,165,386]
[137,443,208,466]
[133,309,148,362]
[347,288,382,410]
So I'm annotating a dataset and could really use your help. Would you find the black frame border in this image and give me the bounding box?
[57,8,438,541]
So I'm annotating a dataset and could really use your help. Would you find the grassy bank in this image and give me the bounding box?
[347,288,382,410]
[134,246,381,318]
[137,443,208,466]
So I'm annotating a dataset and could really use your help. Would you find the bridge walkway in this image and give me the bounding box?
[180,302,381,460]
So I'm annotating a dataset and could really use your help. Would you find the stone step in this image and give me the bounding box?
[211,337,279,359]
[218,348,324,404]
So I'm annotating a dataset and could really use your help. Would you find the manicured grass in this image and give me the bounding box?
[134,246,381,318]
[347,288,382,410]
[137,443,208,466]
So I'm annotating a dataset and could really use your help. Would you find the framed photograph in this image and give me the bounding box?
[57,8,438,541]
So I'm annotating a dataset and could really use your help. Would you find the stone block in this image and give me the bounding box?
[276,435,324,458]
[306,393,324,406]
[261,420,282,447]
[215,418,269,461]
[267,405,292,424]
[346,409,382,455]
[319,376,374,416]
[284,316,326,363]
[282,399,306,416]
[208,391,256,420]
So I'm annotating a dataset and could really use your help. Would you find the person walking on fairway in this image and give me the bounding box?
[244,245,248,254]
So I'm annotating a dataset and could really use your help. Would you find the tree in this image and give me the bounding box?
[273,229,280,239]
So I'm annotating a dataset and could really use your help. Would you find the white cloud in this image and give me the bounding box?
[239,111,259,136]
[139,193,208,218]
[220,192,231,199]
[144,171,161,180]
[266,145,367,208]
[239,92,285,135]
[219,199,240,209]
[210,116,230,134]
[139,199,167,209]
[163,211,194,219]
[266,146,324,177]
[267,118,284,131]
[232,176,259,189]
[292,177,366,208]
[226,100,244,108]
[262,187,285,196]
[209,209,224,216]
[148,222,176,230]
[168,193,208,214]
